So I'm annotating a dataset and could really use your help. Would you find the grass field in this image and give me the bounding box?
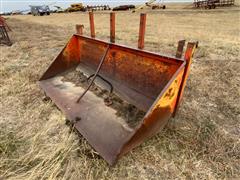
[0,3,240,179]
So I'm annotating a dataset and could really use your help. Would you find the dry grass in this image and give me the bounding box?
[0,5,240,179]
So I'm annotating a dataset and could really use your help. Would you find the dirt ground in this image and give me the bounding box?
[0,3,240,179]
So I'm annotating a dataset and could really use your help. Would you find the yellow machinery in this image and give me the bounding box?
[66,3,86,12]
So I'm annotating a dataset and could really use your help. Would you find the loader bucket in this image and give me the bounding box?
[39,13,197,165]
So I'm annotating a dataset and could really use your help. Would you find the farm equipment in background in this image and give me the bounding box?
[86,5,111,11]
[65,3,86,12]
[0,16,12,46]
[151,4,166,9]
[112,5,135,11]
[66,3,112,12]
[39,12,197,165]
[193,0,234,9]
[3,2,56,16]
[53,6,64,13]
[11,11,24,15]
[133,0,166,12]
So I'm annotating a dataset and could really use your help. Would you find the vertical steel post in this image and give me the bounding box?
[138,13,146,49]
[173,42,197,117]
[176,40,186,58]
[110,12,115,43]
[89,12,95,38]
[76,24,84,35]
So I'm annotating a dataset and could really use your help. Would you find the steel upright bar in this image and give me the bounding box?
[138,13,146,49]
[110,12,115,43]
[76,24,84,35]
[89,12,95,38]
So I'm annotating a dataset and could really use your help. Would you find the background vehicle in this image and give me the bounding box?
[30,5,50,16]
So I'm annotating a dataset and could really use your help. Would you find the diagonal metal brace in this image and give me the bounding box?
[76,45,110,103]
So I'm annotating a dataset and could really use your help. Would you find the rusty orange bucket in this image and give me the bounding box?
[39,13,197,165]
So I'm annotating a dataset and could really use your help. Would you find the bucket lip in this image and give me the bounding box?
[73,34,185,64]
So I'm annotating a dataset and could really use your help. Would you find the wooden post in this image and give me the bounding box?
[76,24,84,35]
[89,12,95,38]
[110,12,115,43]
[138,13,146,49]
